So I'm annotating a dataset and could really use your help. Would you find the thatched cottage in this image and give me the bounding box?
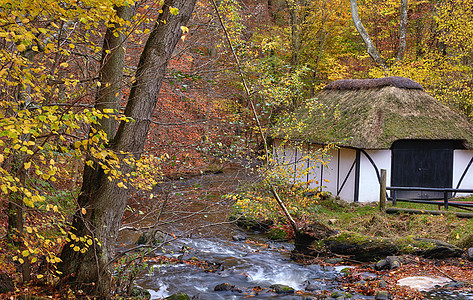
[273,77,473,202]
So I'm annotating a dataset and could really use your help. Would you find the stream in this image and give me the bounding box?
[138,236,342,299]
[117,167,473,300]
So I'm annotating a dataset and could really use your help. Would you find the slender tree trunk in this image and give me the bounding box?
[7,53,36,282]
[58,0,196,296]
[95,5,133,137]
[285,0,301,67]
[396,0,408,61]
[349,0,386,68]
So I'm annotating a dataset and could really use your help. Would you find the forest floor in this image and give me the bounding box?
[286,199,473,299]
[295,253,473,299]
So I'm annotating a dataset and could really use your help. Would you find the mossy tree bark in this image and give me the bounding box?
[58,0,196,295]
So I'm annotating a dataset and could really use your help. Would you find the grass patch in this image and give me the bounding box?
[230,185,473,249]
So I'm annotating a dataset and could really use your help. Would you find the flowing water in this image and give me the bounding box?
[137,236,342,299]
[117,167,473,299]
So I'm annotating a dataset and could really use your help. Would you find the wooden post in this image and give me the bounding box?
[379,169,386,213]
[444,191,449,210]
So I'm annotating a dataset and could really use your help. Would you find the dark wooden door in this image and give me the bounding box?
[391,140,455,199]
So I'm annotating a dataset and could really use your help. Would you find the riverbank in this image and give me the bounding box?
[230,187,473,299]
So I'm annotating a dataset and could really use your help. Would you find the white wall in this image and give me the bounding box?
[359,150,391,202]
[318,147,339,196]
[273,140,391,202]
[274,141,473,202]
[332,148,356,201]
[453,150,473,197]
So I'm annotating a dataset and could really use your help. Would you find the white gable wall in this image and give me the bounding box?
[359,150,391,202]
[335,148,356,201]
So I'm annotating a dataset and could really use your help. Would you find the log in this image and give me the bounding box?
[386,207,473,218]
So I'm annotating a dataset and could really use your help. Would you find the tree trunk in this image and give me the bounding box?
[285,0,301,67]
[349,0,386,68]
[95,5,134,137]
[58,0,196,295]
[58,5,134,294]
[396,0,408,61]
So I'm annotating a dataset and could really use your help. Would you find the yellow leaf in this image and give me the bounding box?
[73,246,80,252]
[22,250,29,257]
[24,162,31,170]
[59,62,69,68]
[31,257,37,263]
[19,258,24,264]
[180,26,189,33]
[81,207,86,215]
[97,81,101,87]
[169,7,179,15]
[0,154,4,163]
[26,226,33,234]
[17,44,26,52]
[103,108,114,113]
[37,274,43,279]
[87,239,93,246]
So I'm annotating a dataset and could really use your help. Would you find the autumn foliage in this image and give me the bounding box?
[1,0,473,298]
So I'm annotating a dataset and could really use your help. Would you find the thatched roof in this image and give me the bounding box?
[275,77,473,149]
[323,76,423,91]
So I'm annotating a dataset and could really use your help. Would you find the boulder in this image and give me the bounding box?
[270,284,294,294]
[375,290,391,300]
[165,293,190,300]
[324,232,398,261]
[397,276,451,291]
[414,238,463,259]
[375,256,402,271]
[214,283,234,291]
[214,283,241,293]
[232,234,246,241]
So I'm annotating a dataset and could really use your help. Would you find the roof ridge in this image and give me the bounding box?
[323,76,424,91]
